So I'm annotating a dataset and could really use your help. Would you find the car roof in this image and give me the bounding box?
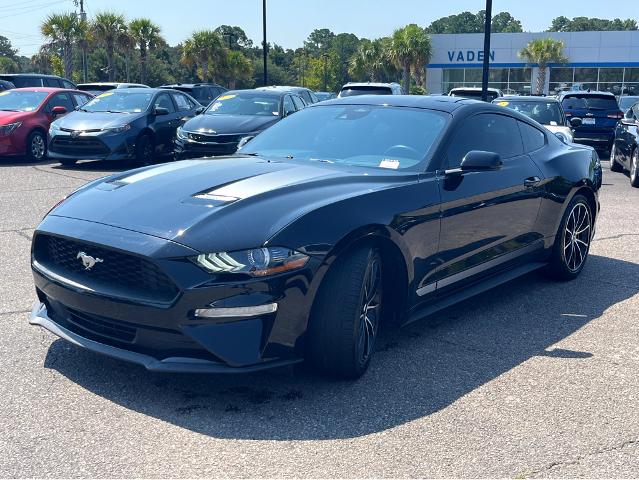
[450,87,501,92]
[8,87,82,94]
[314,94,477,112]
[0,73,64,78]
[342,82,398,88]
[256,86,310,92]
[559,90,615,97]
[159,83,223,88]
[225,88,287,97]
[494,95,560,103]
[78,82,148,87]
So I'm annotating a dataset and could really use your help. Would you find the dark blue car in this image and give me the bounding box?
[558,91,623,155]
[48,88,202,166]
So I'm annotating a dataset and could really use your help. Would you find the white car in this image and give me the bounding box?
[493,96,578,143]
[449,87,504,102]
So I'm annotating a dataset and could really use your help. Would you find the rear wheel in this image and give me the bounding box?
[546,194,592,280]
[610,143,623,172]
[308,246,383,379]
[25,130,46,162]
[630,148,639,188]
[135,134,154,166]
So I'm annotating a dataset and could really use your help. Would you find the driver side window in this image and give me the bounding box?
[282,95,295,116]
[154,93,176,113]
[446,113,524,168]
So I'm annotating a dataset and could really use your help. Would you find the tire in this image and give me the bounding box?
[630,148,639,188]
[59,159,77,166]
[308,246,383,379]
[546,194,593,280]
[135,134,155,166]
[25,130,46,162]
[610,143,623,172]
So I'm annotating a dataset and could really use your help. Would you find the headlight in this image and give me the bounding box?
[0,122,22,136]
[49,122,61,134]
[176,126,188,140]
[103,124,131,133]
[193,247,309,277]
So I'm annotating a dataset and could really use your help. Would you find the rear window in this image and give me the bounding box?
[340,86,393,97]
[562,95,619,110]
[78,85,113,93]
[0,76,41,88]
[450,90,500,102]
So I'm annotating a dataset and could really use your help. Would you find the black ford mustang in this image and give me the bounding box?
[29,96,602,378]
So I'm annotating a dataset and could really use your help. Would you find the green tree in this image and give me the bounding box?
[92,12,128,81]
[129,18,164,85]
[181,29,225,82]
[519,38,568,94]
[388,24,432,94]
[548,16,638,31]
[0,36,17,59]
[214,25,252,50]
[40,12,83,79]
[491,12,523,33]
[0,56,18,73]
[304,28,335,56]
[221,50,253,88]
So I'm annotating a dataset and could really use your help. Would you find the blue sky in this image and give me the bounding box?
[2,0,638,56]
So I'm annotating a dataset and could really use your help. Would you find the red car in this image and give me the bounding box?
[0,87,92,161]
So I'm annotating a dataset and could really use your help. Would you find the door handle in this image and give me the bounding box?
[524,176,541,188]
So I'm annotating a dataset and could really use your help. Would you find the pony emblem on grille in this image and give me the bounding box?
[77,251,103,270]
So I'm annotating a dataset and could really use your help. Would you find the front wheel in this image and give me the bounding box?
[546,194,592,280]
[26,130,46,162]
[610,143,623,172]
[630,148,639,188]
[308,247,383,379]
[135,134,155,166]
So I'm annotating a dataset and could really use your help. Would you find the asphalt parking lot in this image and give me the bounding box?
[1,157,638,478]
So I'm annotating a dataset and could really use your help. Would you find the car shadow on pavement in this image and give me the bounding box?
[43,254,639,440]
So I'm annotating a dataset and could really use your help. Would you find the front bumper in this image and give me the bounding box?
[48,131,136,161]
[29,215,321,373]
[29,302,301,373]
[0,133,25,156]
[174,137,240,159]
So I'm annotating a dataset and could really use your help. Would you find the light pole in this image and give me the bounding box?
[262,0,268,86]
[322,53,328,91]
[481,0,492,102]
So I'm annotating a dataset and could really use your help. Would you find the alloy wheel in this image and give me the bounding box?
[31,134,45,160]
[357,256,382,363]
[563,202,591,272]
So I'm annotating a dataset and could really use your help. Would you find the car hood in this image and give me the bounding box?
[182,114,279,135]
[54,111,143,130]
[50,156,416,253]
[0,110,34,124]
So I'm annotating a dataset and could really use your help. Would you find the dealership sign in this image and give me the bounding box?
[447,50,495,62]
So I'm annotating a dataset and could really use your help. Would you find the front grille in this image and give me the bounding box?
[33,234,179,304]
[187,133,242,144]
[67,307,136,343]
[50,136,110,155]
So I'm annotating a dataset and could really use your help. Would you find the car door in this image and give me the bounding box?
[171,91,199,123]
[151,92,180,153]
[44,92,75,121]
[615,105,639,167]
[432,112,545,294]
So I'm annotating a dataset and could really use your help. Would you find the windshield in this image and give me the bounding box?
[81,91,154,113]
[496,100,564,125]
[241,105,448,171]
[562,95,619,111]
[340,86,392,97]
[205,92,280,116]
[619,96,639,111]
[0,90,48,112]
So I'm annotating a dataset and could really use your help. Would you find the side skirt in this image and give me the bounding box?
[404,261,547,325]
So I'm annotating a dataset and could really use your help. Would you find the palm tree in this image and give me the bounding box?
[519,38,568,95]
[222,50,252,89]
[387,24,432,94]
[119,30,136,83]
[128,18,164,85]
[92,12,127,81]
[349,38,389,82]
[40,12,82,80]
[181,30,224,82]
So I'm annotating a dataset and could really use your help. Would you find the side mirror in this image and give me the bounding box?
[236,135,255,151]
[51,105,67,116]
[284,109,295,117]
[154,107,169,116]
[569,117,582,128]
[445,151,503,175]
[195,106,205,115]
[621,117,637,126]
